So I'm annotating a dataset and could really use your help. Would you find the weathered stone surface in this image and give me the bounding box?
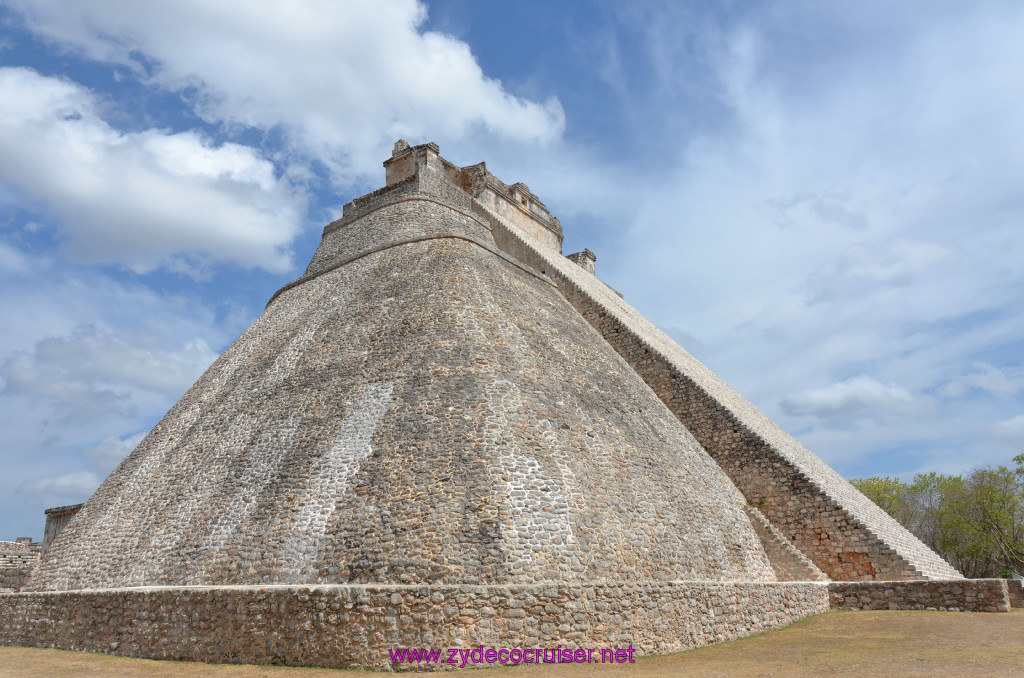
[743,506,827,582]
[566,249,597,275]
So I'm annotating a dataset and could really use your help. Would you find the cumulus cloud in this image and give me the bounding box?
[5,0,565,183]
[780,375,918,419]
[0,246,237,533]
[0,67,303,274]
[13,433,145,510]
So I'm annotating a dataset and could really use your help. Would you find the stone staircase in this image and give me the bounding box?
[477,198,961,581]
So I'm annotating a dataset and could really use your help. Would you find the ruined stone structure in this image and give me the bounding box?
[0,506,80,592]
[0,141,1005,670]
[40,504,83,557]
[0,539,41,593]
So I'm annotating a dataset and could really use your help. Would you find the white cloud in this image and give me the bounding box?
[1,324,217,421]
[591,4,1024,477]
[780,375,918,419]
[18,471,100,502]
[82,431,146,470]
[991,415,1024,441]
[0,248,233,532]
[0,244,229,441]
[941,363,1024,400]
[0,240,31,275]
[802,240,949,305]
[0,67,303,274]
[6,0,565,184]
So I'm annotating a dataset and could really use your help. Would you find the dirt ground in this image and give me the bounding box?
[1,609,1021,677]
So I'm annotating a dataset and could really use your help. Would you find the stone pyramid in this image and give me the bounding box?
[4,141,977,670]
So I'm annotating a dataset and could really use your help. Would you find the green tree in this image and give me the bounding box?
[905,472,955,555]
[943,465,1023,577]
[936,474,991,578]
[852,457,1024,579]
[849,476,912,524]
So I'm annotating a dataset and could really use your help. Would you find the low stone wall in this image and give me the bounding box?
[0,581,828,670]
[828,580,1010,612]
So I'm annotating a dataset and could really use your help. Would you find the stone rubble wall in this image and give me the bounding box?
[828,580,1011,612]
[294,194,541,296]
[2,579,1009,670]
[0,582,829,671]
[476,200,962,582]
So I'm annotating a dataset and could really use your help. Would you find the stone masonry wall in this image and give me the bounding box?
[460,159,563,253]
[477,199,962,582]
[828,580,1010,612]
[474,184,560,252]
[0,582,828,670]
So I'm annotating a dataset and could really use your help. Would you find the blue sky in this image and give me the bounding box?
[1,1,1022,541]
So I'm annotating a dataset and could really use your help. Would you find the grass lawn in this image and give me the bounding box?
[0,609,1021,677]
